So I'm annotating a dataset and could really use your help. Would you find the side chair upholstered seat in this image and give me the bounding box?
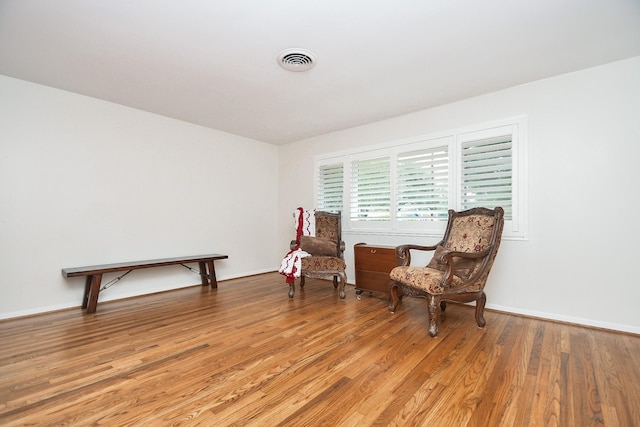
[389,207,504,337]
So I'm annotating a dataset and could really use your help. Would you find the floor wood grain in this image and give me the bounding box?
[1,272,638,426]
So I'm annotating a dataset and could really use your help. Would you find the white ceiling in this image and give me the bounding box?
[1,1,639,145]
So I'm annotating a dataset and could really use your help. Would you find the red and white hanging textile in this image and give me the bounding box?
[279,207,315,284]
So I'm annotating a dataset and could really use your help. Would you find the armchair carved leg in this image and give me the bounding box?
[300,276,305,288]
[475,291,487,328]
[427,294,442,337]
[333,276,339,288]
[388,282,401,314]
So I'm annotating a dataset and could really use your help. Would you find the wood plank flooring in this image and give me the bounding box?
[1,272,639,426]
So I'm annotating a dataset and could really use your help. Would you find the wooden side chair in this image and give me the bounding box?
[288,211,347,299]
[389,207,504,337]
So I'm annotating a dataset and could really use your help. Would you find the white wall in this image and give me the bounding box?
[0,75,280,319]
[278,56,640,334]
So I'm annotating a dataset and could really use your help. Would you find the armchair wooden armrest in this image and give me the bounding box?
[395,243,443,266]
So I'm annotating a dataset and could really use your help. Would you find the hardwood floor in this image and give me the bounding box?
[1,272,638,426]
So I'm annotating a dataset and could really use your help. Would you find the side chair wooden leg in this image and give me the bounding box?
[288,283,295,298]
[338,272,347,299]
[475,291,487,328]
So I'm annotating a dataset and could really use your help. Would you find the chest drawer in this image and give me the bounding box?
[354,245,397,271]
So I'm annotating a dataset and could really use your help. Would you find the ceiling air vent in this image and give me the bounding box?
[277,48,316,72]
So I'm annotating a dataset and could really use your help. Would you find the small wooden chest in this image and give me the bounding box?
[354,243,399,298]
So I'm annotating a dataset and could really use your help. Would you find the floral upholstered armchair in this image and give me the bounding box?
[281,210,347,299]
[389,207,504,337]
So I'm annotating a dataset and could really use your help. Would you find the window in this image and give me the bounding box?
[396,145,450,222]
[350,155,391,222]
[316,162,344,212]
[315,117,527,239]
[459,134,513,220]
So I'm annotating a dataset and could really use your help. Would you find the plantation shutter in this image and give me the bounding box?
[396,146,449,221]
[317,163,344,212]
[460,136,512,219]
[350,156,391,221]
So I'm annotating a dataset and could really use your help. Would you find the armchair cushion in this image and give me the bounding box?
[446,215,497,252]
[299,235,337,256]
[390,266,466,294]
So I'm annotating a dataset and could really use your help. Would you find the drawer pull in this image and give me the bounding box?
[370,249,377,254]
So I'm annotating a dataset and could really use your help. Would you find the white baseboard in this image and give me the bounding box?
[0,270,278,321]
[0,302,80,321]
[486,303,640,335]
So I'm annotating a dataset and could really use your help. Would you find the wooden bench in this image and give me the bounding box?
[62,254,228,314]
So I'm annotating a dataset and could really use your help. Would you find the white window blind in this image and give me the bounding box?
[317,163,344,212]
[460,135,513,220]
[396,146,449,221]
[350,156,391,221]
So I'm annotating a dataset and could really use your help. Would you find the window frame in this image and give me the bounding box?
[315,116,528,240]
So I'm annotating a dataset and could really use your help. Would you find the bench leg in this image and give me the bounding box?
[82,276,92,309]
[198,261,208,286]
[207,260,217,289]
[86,274,102,314]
